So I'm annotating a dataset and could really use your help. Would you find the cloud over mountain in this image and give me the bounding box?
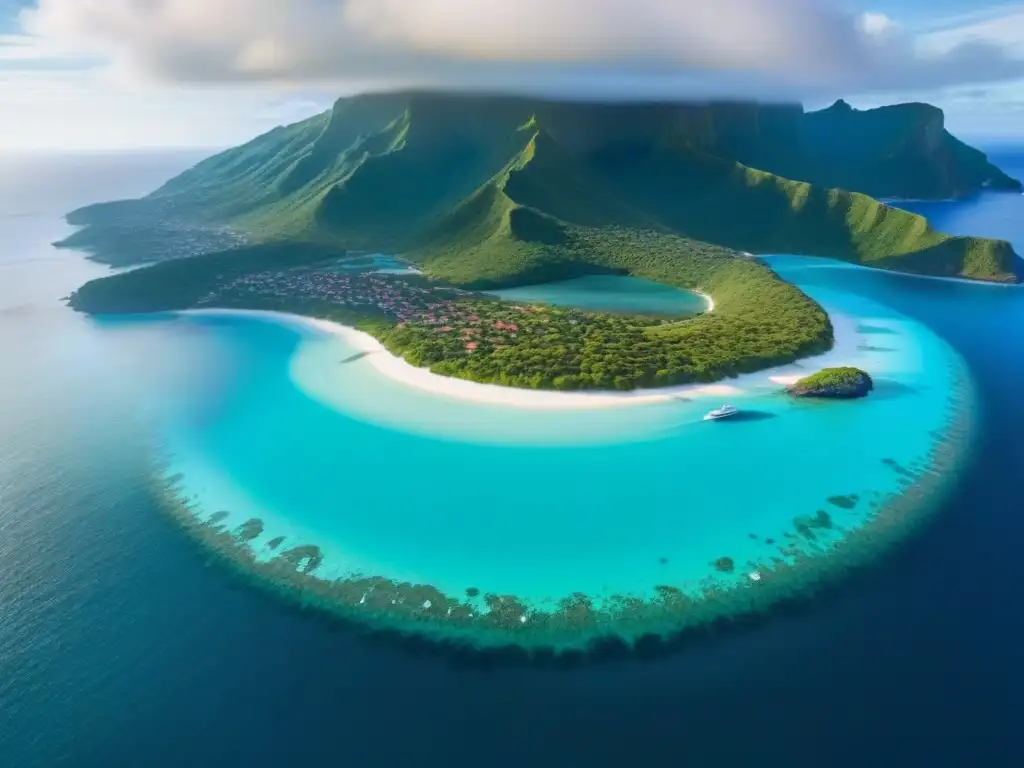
[20,0,1024,99]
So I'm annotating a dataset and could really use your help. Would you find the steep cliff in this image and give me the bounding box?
[790,100,1022,199]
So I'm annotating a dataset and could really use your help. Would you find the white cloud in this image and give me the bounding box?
[0,31,87,64]
[919,6,1024,55]
[858,12,898,40]
[0,34,46,61]
[16,0,1024,100]
[6,1,1024,150]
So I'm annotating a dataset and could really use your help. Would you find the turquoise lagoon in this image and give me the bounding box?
[329,253,422,276]
[487,274,709,316]
[106,257,976,648]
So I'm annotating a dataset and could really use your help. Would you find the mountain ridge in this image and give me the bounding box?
[60,90,1022,283]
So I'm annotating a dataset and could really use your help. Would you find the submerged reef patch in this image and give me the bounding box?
[713,557,736,573]
[828,495,859,510]
[235,518,264,542]
[148,360,977,658]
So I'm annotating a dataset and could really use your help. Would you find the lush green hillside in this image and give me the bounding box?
[69,230,833,391]
[60,92,1021,282]
[68,242,347,313]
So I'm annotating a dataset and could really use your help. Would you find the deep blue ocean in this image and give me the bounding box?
[2,149,1024,766]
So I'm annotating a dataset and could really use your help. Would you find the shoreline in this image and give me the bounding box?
[884,268,1023,288]
[183,305,865,410]
[760,254,1023,289]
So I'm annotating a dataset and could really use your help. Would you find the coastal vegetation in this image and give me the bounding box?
[68,242,347,314]
[384,236,832,389]
[788,367,875,398]
[72,231,833,391]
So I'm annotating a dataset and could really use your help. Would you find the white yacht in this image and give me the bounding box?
[704,404,739,421]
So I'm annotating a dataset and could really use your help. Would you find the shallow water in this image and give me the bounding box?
[4,151,1024,765]
[122,256,973,645]
[330,253,422,275]
[487,274,708,316]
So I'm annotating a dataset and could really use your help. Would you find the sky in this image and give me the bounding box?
[2,0,1024,150]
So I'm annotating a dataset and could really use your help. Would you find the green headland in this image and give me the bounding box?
[65,91,1023,391]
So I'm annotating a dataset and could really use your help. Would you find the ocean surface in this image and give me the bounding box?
[2,148,1024,765]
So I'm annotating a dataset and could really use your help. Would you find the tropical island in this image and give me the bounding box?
[53,91,994,654]
[65,91,1024,392]
[787,367,875,399]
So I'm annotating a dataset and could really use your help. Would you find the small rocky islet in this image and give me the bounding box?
[787,367,874,399]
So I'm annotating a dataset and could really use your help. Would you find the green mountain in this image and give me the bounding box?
[721,99,1021,200]
[63,91,1021,283]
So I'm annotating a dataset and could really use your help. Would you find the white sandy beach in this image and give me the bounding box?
[185,304,866,410]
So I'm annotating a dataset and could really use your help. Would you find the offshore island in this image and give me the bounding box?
[64,92,1007,653]
[788,367,875,399]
